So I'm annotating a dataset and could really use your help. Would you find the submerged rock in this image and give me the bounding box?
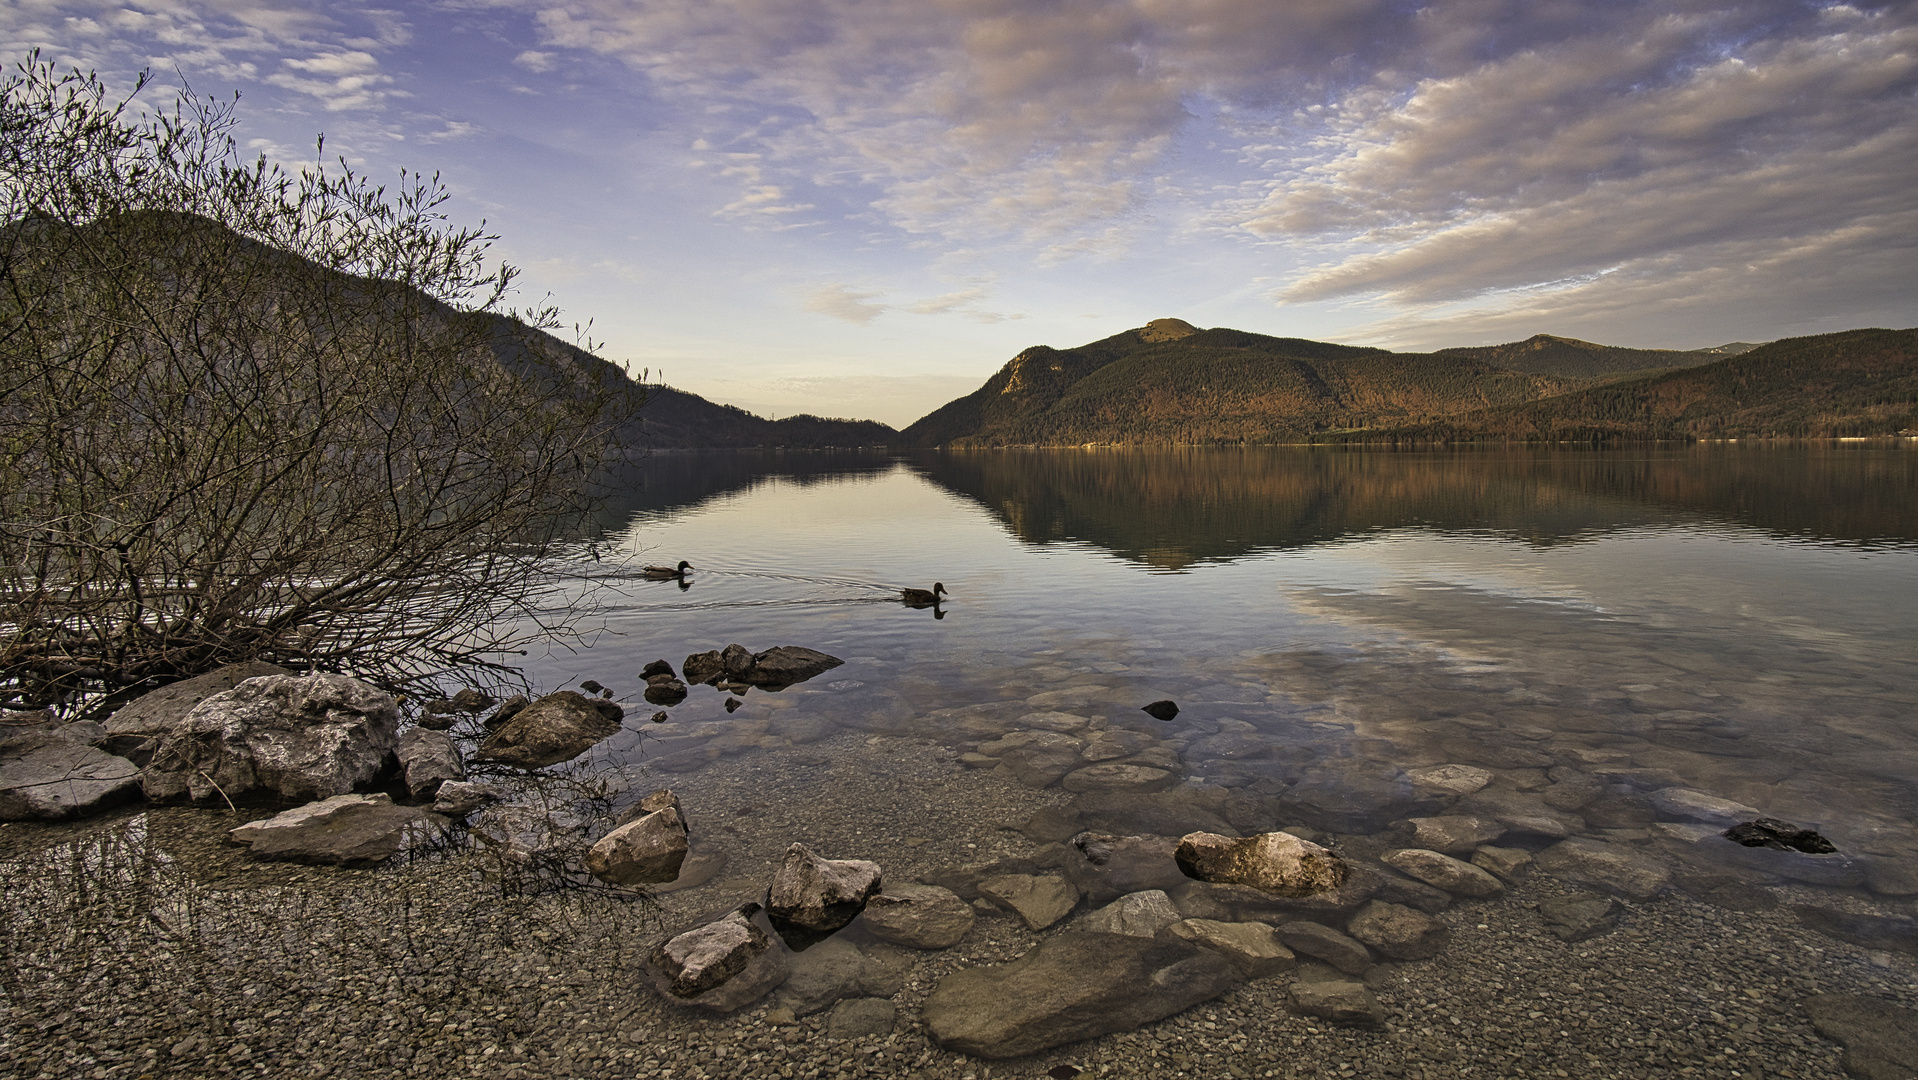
[1066,832,1187,905]
[1381,849,1505,898]
[1538,893,1621,943]
[1535,838,1671,900]
[1081,889,1183,938]
[1288,974,1385,1028]
[860,884,975,949]
[977,873,1080,931]
[765,843,882,950]
[1404,763,1493,796]
[229,793,449,866]
[1346,900,1450,960]
[921,933,1240,1059]
[1404,815,1505,856]
[644,677,689,706]
[1275,921,1373,975]
[1803,994,1918,1080]
[585,801,689,886]
[1648,787,1761,826]
[649,904,789,1012]
[476,691,621,769]
[1792,906,1918,954]
[773,937,910,1017]
[742,646,844,690]
[1167,919,1297,976]
[1176,831,1348,897]
[142,673,398,804]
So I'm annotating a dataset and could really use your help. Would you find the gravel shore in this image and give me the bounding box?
[3,729,1913,1080]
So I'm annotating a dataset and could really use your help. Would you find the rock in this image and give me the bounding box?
[649,904,790,1012]
[0,734,143,821]
[741,646,844,690]
[101,661,292,761]
[860,884,974,949]
[142,673,399,804]
[468,803,588,866]
[1708,840,1867,887]
[1648,787,1761,825]
[585,804,689,885]
[450,688,495,712]
[413,708,459,731]
[1535,838,1671,900]
[1405,763,1493,795]
[1141,700,1180,721]
[652,850,730,894]
[429,780,499,817]
[1175,831,1348,897]
[1541,767,1605,810]
[720,643,755,679]
[828,998,896,1039]
[1865,857,1918,898]
[1080,728,1157,762]
[1792,906,1918,954]
[485,694,529,730]
[978,873,1080,930]
[1725,817,1837,853]
[724,698,742,713]
[229,793,449,866]
[1274,921,1373,975]
[918,856,1043,901]
[396,728,463,799]
[640,660,675,680]
[1082,889,1183,937]
[773,937,908,1016]
[1278,765,1442,832]
[921,933,1240,1059]
[1065,832,1187,905]
[1346,900,1449,960]
[1470,845,1533,881]
[1804,993,1918,1080]
[682,651,725,685]
[1404,815,1505,856]
[765,843,882,949]
[990,731,1086,787]
[1167,919,1296,976]
[1062,762,1175,794]
[579,680,605,695]
[1538,893,1620,943]
[644,678,689,706]
[476,691,621,769]
[589,697,624,723]
[1380,849,1505,898]
[1288,977,1385,1028]
[1455,787,1583,839]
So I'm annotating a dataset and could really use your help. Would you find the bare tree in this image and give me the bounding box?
[0,54,641,717]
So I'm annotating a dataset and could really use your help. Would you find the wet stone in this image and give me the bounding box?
[476,690,621,769]
[649,905,789,1012]
[1167,919,1297,976]
[827,997,896,1040]
[978,873,1080,931]
[1791,906,1918,954]
[1381,849,1505,898]
[1403,815,1505,855]
[858,883,974,949]
[1174,830,1349,897]
[1287,975,1385,1028]
[1061,762,1175,794]
[765,843,883,950]
[1534,837,1671,900]
[584,803,689,886]
[1065,832,1187,905]
[228,793,449,867]
[1538,892,1622,942]
[1345,899,1450,960]
[1724,817,1838,853]
[1469,844,1533,881]
[1647,787,1762,825]
[1803,994,1918,1080]
[395,728,463,800]
[773,936,906,1017]
[1080,889,1182,938]
[1405,763,1493,795]
[1275,921,1373,975]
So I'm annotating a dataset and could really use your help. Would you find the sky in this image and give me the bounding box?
[6,1,1916,427]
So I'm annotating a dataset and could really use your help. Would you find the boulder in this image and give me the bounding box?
[1404,763,1493,796]
[1346,900,1449,960]
[682,651,725,686]
[1538,893,1621,943]
[142,673,399,804]
[1275,921,1373,975]
[921,933,1240,1059]
[396,728,463,799]
[860,884,974,949]
[484,694,530,730]
[1535,838,1671,900]
[1381,849,1505,898]
[0,732,143,821]
[773,937,909,1016]
[1404,815,1505,856]
[644,678,689,706]
[101,661,292,761]
[1288,976,1385,1028]
[1175,831,1348,897]
[1804,994,1918,1080]
[720,643,755,679]
[1066,832,1188,905]
[1081,890,1182,938]
[476,691,621,769]
[429,780,500,817]
[1470,845,1534,881]
[640,660,675,680]
[741,646,844,690]
[585,804,689,885]
[228,793,449,866]
[649,904,790,1012]
[978,873,1080,931]
[765,843,883,949]
[1141,700,1180,721]
[1167,919,1296,976]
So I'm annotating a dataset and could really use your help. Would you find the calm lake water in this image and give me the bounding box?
[540,445,1918,896]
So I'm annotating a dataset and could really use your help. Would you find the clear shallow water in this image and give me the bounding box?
[536,445,1918,894]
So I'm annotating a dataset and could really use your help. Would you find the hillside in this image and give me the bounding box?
[1357,328,1918,442]
[623,386,897,449]
[1433,334,1758,378]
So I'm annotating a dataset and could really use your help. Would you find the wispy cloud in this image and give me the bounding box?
[803,283,887,324]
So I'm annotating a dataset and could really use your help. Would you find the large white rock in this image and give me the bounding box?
[765,843,882,949]
[584,803,689,885]
[141,674,398,803]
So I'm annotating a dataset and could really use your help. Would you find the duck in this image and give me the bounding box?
[642,560,694,579]
[900,582,947,607]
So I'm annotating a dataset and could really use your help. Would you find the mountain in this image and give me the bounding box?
[901,320,1913,446]
[1432,334,1755,378]
[623,385,897,449]
[902,318,1580,446]
[1351,328,1918,442]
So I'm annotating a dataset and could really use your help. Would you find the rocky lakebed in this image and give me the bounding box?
[4,643,1918,1080]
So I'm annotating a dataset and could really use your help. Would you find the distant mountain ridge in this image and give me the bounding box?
[900,320,1916,445]
[625,385,897,449]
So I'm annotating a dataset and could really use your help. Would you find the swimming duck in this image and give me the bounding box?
[900,582,947,607]
[642,560,694,579]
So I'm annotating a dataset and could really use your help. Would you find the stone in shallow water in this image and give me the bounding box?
[0,735,142,821]
[649,904,789,1012]
[1275,921,1372,974]
[1647,787,1761,825]
[1538,893,1621,942]
[828,997,896,1039]
[1803,994,1918,1080]
[1287,976,1385,1028]
[1469,845,1533,881]
[229,793,449,866]
[1167,919,1296,976]
[1062,762,1175,794]
[921,933,1240,1059]
[476,690,620,769]
[1175,830,1348,896]
[1405,763,1492,795]
[765,843,883,950]
[1404,815,1505,855]
[1381,849,1505,898]
[396,728,463,800]
[978,873,1080,930]
[859,884,974,949]
[1534,837,1670,900]
[1792,906,1918,955]
[1724,817,1837,853]
[1065,832,1187,905]
[1081,889,1182,938]
[585,803,689,886]
[1346,900,1450,960]
[143,673,398,803]
[773,936,908,1016]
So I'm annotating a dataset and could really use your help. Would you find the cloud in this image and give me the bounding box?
[804,283,888,324]
[907,284,1023,323]
[513,49,555,72]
